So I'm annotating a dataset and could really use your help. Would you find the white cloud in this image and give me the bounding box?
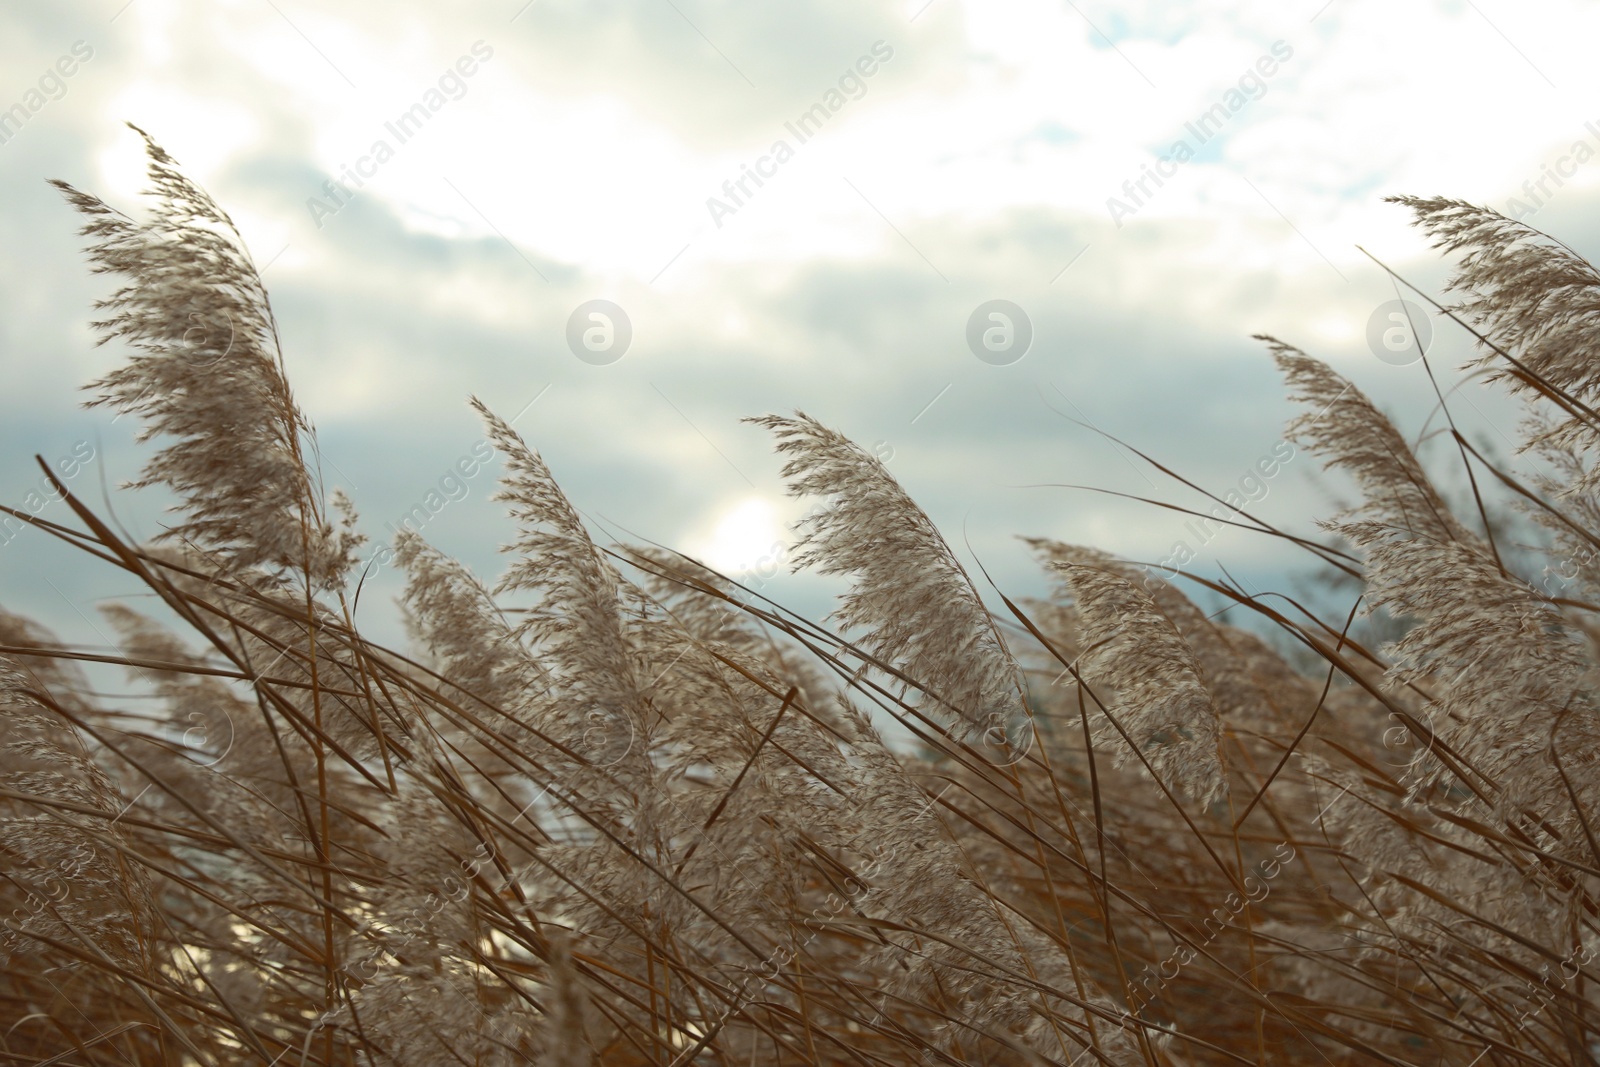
[3,0,1594,642]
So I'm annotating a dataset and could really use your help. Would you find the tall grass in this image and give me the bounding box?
[3,128,1599,1065]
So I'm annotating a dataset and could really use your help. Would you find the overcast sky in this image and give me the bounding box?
[2,0,1597,656]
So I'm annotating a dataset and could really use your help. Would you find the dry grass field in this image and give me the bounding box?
[4,126,1600,1065]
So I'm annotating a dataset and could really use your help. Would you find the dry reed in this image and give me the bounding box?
[3,129,1599,1065]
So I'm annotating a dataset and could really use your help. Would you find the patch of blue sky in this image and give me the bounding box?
[1084,9,1190,48]
[1028,121,1079,146]
[1336,171,1389,202]
[1137,127,1229,170]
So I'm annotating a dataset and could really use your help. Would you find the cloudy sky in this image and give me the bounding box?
[2,0,1596,654]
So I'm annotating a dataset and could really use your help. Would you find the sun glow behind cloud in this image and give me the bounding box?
[690,497,788,575]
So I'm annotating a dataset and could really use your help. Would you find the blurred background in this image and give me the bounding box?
[0,0,1590,656]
